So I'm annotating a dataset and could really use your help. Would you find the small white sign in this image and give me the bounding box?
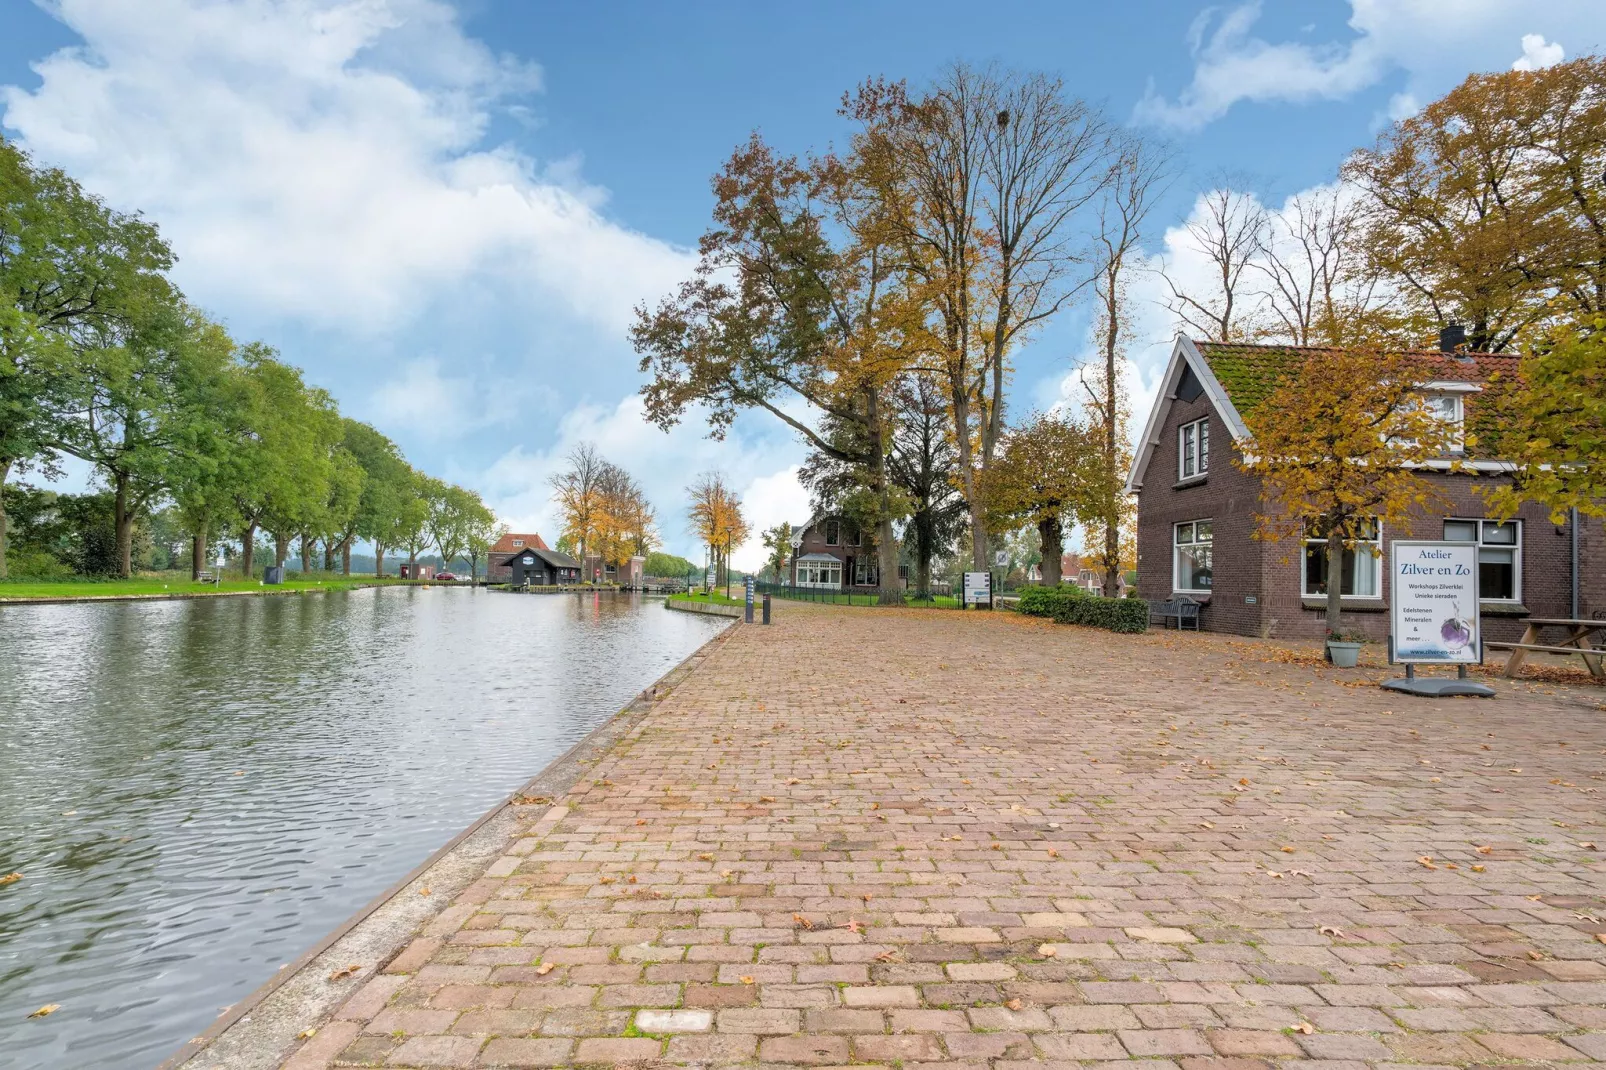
[963,570,992,606]
[1391,540,1481,664]
[994,550,1008,567]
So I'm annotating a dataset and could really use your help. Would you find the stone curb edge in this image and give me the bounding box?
[159,618,740,1070]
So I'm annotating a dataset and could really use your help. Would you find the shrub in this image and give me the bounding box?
[1015,584,1147,634]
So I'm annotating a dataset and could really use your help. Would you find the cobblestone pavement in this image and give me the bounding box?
[284,604,1606,1070]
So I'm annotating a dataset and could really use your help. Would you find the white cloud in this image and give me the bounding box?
[1512,33,1565,71]
[1136,1,1606,131]
[476,395,809,569]
[0,0,693,335]
[370,356,523,440]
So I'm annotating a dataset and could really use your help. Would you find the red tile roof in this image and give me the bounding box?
[489,532,550,554]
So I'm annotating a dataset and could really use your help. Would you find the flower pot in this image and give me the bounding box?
[1326,640,1362,668]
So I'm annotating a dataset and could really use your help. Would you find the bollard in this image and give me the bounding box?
[762,593,772,624]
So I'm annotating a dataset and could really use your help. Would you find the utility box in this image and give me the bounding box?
[263,565,284,585]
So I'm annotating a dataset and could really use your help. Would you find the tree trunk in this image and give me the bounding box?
[0,456,12,581]
[324,540,335,571]
[191,531,207,581]
[374,543,385,578]
[915,518,933,601]
[1325,529,1345,647]
[1038,515,1064,586]
[241,522,257,578]
[342,541,351,575]
[1101,308,1122,600]
[469,551,479,583]
[114,470,134,579]
[274,533,289,568]
[954,388,988,572]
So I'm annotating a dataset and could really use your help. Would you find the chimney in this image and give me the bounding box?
[1438,323,1466,353]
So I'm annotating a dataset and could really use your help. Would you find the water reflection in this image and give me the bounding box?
[0,587,725,1069]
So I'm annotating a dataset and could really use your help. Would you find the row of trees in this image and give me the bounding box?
[687,472,750,588]
[1,137,497,580]
[547,443,659,565]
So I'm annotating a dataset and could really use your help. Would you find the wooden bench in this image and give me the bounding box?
[195,570,215,583]
[1487,617,1604,679]
[1153,597,1201,631]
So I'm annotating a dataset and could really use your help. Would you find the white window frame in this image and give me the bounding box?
[1178,417,1209,480]
[511,539,523,548]
[1173,519,1213,595]
[1423,392,1465,451]
[1445,518,1522,603]
[796,560,842,588]
[1302,519,1382,599]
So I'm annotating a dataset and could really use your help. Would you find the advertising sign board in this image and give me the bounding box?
[1390,541,1481,664]
[962,570,992,607]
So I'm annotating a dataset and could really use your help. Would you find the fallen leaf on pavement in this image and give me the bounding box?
[874,950,897,963]
[697,853,713,862]
[740,975,755,984]
[1292,1021,1313,1034]
[1319,925,1344,937]
[1471,865,1486,872]
[1004,998,1023,1010]
[298,1027,317,1039]
[793,913,813,930]
[1416,856,1436,869]
[535,962,556,976]
[328,963,362,981]
[27,1005,60,1019]
[1475,845,1493,854]
[1037,943,1057,957]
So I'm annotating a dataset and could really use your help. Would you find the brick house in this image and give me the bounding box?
[1127,336,1604,641]
[786,513,904,590]
[485,533,552,583]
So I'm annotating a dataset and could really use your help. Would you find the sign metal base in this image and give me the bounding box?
[1381,663,1495,699]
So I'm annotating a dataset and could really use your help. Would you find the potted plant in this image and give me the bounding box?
[1326,629,1365,668]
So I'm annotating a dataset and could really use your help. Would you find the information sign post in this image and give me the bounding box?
[1382,540,1495,698]
[962,570,992,611]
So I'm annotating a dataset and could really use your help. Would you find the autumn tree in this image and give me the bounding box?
[886,373,965,599]
[1344,55,1606,351]
[850,65,1115,571]
[1485,320,1606,525]
[634,135,915,602]
[1253,186,1385,347]
[686,472,749,588]
[975,411,1101,586]
[549,441,607,560]
[1236,346,1462,639]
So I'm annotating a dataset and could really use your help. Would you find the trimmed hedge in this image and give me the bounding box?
[1014,584,1149,634]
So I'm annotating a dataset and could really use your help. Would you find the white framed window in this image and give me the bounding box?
[824,519,840,545]
[796,560,842,588]
[1179,417,1209,479]
[853,557,879,586]
[1423,392,1465,450]
[1303,519,1381,598]
[1445,519,1521,602]
[1173,520,1213,593]
[511,539,523,547]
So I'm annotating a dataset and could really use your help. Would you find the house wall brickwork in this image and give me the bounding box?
[1136,376,1606,642]
[788,518,890,587]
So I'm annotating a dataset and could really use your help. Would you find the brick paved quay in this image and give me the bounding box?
[286,603,1606,1070]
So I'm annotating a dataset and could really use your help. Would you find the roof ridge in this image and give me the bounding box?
[1191,338,1514,359]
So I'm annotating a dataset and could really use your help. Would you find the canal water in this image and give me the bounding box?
[0,587,727,1069]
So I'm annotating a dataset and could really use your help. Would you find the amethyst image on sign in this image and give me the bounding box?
[1440,616,1472,649]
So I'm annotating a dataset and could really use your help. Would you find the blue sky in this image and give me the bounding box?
[3,0,1603,565]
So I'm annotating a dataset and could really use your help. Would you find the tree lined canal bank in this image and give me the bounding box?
[0,587,728,1070]
[259,602,1605,1070]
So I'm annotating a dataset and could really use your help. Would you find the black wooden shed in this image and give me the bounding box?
[506,547,581,586]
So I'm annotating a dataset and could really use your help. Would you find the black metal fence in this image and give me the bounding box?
[754,581,899,606]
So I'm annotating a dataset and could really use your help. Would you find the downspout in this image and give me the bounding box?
[1571,507,1580,620]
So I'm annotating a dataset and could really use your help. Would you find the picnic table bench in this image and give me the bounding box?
[1486,617,1604,679]
[1153,596,1201,631]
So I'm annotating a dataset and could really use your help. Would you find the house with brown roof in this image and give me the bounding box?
[1126,335,1604,640]
[485,533,552,583]
[786,513,903,590]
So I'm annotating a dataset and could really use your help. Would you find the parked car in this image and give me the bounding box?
[435,571,457,581]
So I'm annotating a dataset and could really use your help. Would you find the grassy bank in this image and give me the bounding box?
[0,573,416,601]
[670,591,745,607]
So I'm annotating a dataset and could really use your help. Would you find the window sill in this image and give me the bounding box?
[1171,592,1211,602]
[1480,601,1530,617]
[1173,474,1209,489]
[1301,598,1387,613]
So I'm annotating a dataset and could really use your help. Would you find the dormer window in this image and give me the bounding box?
[1424,392,1463,448]
[1179,417,1209,479]
[512,539,523,547]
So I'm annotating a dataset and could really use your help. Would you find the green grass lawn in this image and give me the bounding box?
[0,574,413,600]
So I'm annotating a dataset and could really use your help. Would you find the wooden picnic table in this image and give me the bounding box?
[1487,617,1605,679]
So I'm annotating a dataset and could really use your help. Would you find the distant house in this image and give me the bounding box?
[1126,334,1604,639]
[505,546,582,586]
[486,533,552,583]
[581,554,646,586]
[786,513,903,590]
